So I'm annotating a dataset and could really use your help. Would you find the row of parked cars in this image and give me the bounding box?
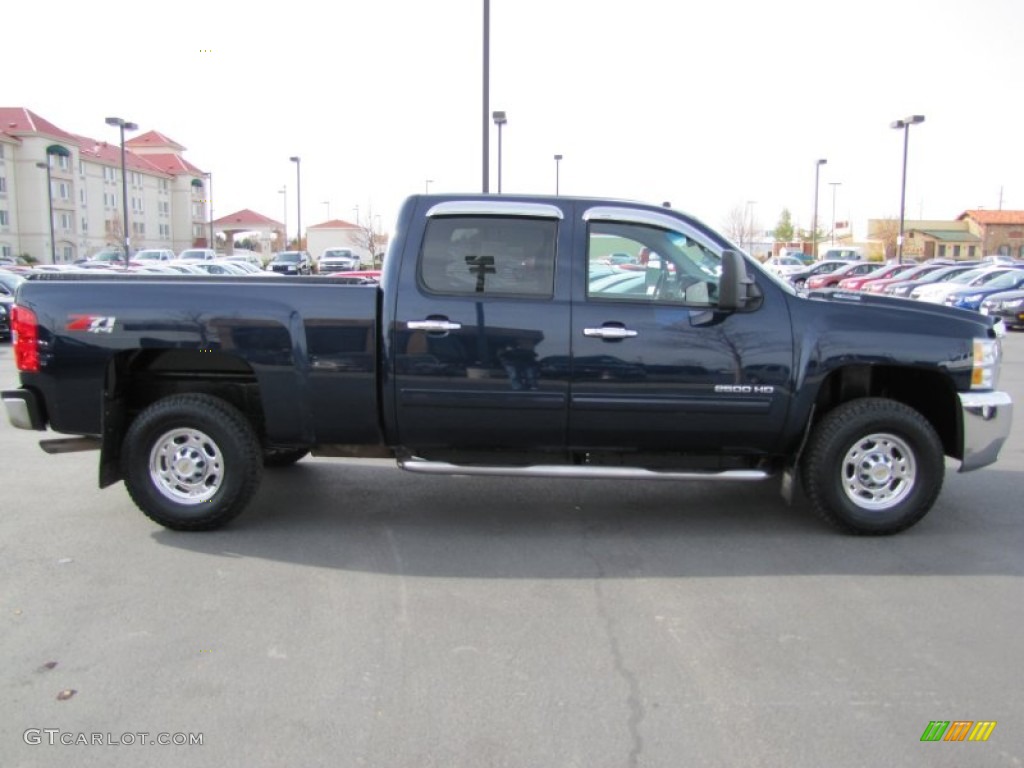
[779,257,1024,330]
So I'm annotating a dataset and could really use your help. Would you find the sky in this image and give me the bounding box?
[7,0,1024,242]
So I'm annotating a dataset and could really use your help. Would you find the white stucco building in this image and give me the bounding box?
[0,107,209,262]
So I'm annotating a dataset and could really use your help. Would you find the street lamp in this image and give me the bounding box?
[289,156,302,250]
[34,144,69,263]
[482,0,491,193]
[105,116,138,260]
[828,181,842,245]
[278,186,287,248]
[425,179,433,194]
[811,158,827,261]
[492,110,507,193]
[205,172,214,249]
[891,114,925,264]
[554,154,563,195]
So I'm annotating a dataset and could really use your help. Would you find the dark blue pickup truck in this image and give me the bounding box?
[2,194,1014,534]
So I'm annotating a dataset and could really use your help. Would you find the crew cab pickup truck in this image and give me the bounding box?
[2,194,1014,535]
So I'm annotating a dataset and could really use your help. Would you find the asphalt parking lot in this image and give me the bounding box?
[1,333,1022,768]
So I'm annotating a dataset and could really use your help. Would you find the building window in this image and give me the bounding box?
[1,244,12,258]
[953,245,960,258]
[0,176,6,195]
[81,217,88,232]
[79,160,86,175]
[58,182,70,200]
[969,246,976,257]
[57,154,70,171]
[63,246,73,261]
[998,245,1011,256]
[60,213,72,231]
[0,210,9,227]
[937,244,946,258]
[0,144,5,159]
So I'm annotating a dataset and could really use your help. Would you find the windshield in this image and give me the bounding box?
[276,253,301,263]
[324,250,352,258]
[983,270,1024,290]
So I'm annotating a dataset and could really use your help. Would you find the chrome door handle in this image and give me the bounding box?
[407,319,462,331]
[583,326,638,339]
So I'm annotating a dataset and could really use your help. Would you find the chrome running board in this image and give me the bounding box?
[398,457,770,482]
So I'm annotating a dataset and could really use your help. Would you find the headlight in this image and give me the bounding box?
[1002,298,1024,309]
[972,338,1002,389]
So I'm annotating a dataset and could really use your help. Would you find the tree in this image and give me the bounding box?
[868,217,901,259]
[722,203,762,254]
[772,209,795,242]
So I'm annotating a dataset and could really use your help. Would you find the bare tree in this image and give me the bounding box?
[722,203,762,255]
[868,217,901,259]
[352,204,388,267]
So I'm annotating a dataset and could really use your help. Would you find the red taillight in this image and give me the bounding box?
[12,305,40,372]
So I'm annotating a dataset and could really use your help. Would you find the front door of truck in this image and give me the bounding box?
[568,206,793,456]
[389,201,572,455]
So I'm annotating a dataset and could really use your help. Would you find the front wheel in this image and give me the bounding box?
[122,394,263,530]
[801,398,944,535]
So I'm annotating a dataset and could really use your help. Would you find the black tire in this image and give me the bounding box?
[800,398,944,535]
[121,394,263,531]
[263,446,310,468]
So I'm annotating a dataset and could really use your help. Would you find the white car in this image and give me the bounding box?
[132,248,175,264]
[763,255,807,278]
[177,248,217,261]
[910,267,1017,303]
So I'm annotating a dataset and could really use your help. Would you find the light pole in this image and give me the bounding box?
[425,179,433,194]
[482,0,490,193]
[891,115,925,264]
[322,201,330,220]
[492,110,507,193]
[811,158,827,261]
[554,154,563,195]
[278,186,287,248]
[289,156,301,250]
[34,144,70,263]
[828,181,842,245]
[105,117,138,260]
[205,172,214,249]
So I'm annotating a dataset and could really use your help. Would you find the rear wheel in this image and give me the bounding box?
[122,394,262,530]
[801,398,944,535]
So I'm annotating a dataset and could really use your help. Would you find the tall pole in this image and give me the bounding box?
[106,117,138,261]
[891,115,924,264]
[811,158,827,261]
[278,186,287,248]
[35,161,56,263]
[290,156,302,250]
[829,182,841,245]
[554,154,562,195]
[482,0,490,193]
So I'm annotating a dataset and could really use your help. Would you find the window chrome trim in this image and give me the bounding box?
[583,206,721,253]
[426,201,564,219]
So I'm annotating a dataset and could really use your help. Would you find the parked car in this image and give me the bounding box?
[220,249,263,267]
[131,249,176,265]
[980,289,1024,330]
[863,264,948,294]
[787,259,853,288]
[910,266,1021,303]
[883,263,981,297]
[0,271,22,341]
[818,246,865,261]
[177,248,218,262]
[943,269,1024,311]
[267,250,313,275]
[762,255,807,278]
[320,247,361,274]
[189,261,250,276]
[805,261,879,290]
[837,263,919,292]
[87,247,129,266]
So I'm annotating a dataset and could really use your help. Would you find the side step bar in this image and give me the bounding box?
[398,457,770,482]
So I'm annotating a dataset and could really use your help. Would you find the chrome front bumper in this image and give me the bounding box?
[958,391,1013,472]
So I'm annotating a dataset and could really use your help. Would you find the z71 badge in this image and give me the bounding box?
[66,315,116,333]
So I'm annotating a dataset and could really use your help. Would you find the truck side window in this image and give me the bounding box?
[420,216,556,298]
[587,221,721,307]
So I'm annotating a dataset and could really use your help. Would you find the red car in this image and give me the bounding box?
[837,263,918,292]
[863,264,945,293]
[805,261,879,290]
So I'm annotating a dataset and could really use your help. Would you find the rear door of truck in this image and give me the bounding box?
[387,200,573,453]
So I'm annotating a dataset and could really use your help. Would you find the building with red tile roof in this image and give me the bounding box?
[958,210,1024,258]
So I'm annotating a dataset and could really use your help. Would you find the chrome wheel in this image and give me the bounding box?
[840,432,916,511]
[149,427,224,504]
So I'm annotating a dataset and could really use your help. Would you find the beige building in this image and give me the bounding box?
[0,107,209,262]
